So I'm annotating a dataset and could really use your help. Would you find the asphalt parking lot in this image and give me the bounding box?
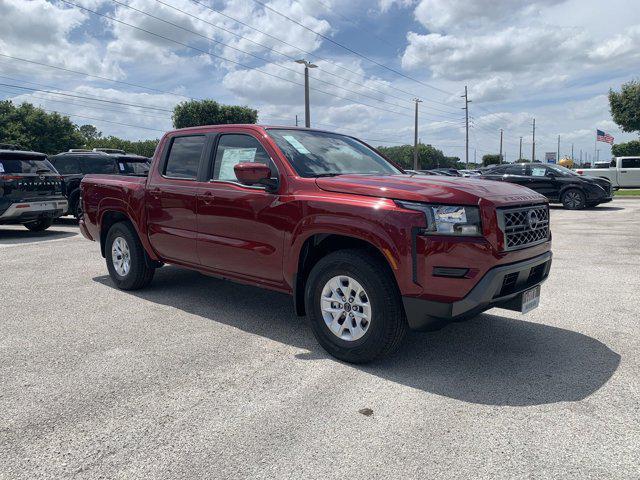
[1,199,639,479]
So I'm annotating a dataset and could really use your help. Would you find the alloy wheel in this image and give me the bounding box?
[111,236,131,276]
[321,275,372,341]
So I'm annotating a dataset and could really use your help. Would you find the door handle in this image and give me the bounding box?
[621,170,627,173]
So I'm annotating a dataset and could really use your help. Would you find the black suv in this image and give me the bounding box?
[49,150,150,218]
[481,163,613,209]
[0,145,67,231]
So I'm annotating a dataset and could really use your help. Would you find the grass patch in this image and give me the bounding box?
[615,189,640,196]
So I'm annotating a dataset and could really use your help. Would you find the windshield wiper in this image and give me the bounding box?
[312,173,343,178]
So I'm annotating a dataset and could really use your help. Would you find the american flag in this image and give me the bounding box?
[596,129,614,144]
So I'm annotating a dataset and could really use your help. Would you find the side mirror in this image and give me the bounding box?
[234,162,277,190]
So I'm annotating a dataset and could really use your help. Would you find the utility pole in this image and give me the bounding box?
[295,114,299,127]
[462,86,471,169]
[532,118,536,162]
[571,143,574,160]
[413,98,422,170]
[519,136,523,161]
[474,148,477,165]
[499,129,503,163]
[580,149,583,165]
[557,135,560,162]
[295,59,318,127]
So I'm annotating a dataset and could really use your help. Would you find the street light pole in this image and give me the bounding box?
[295,59,318,128]
[462,86,471,169]
[499,129,503,164]
[413,98,422,170]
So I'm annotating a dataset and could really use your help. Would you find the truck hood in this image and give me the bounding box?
[315,174,547,206]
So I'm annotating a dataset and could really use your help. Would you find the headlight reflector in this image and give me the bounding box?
[397,201,482,236]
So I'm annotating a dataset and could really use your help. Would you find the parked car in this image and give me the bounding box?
[576,157,640,188]
[459,169,481,177]
[431,168,462,176]
[419,169,452,176]
[49,150,150,218]
[481,163,613,209]
[80,125,552,363]
[0,145,67,231]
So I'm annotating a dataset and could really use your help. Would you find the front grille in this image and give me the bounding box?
[499,205,549,251]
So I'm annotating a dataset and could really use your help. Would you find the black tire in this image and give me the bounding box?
[69,193,80,219]
[24,218,54,232]
[105,221,155,290]
[561,188,586,210]
[304,249,408,363]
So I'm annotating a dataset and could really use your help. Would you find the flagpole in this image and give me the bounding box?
[594,130,597,163]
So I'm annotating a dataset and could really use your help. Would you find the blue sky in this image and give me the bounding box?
[1,0,639,162]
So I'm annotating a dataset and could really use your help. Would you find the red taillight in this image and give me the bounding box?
[576,170,583,174]
[15,204,30,209]
[0,175,23,181]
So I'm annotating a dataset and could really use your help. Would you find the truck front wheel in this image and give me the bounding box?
[305,249,407,363]
[105,222,155,290]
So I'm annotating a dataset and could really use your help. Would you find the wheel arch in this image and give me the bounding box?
[292,232,398,317]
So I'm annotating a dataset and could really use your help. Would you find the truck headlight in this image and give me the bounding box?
[396,201,482,236]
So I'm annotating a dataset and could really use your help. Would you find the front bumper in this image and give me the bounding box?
[0,200,67,224]
[402,251,552,330]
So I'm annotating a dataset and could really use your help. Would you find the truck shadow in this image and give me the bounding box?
[0,228,77,245]
[93,266,620,407]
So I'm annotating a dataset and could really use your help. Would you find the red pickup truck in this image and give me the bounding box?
[80,125,552,363]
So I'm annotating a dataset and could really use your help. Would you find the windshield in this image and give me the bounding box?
[547,164,578,177]
[267,129,402,177]
[0,156,57,174]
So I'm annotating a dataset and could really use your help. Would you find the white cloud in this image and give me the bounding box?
[413,0,567,32]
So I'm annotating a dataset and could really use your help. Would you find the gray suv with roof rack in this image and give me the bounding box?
[49,150,151,218]
[0,145,67,231]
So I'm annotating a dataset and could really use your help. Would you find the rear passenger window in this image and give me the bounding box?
[164,136,205,180]
[212,134,273,182]
[621,158,640,168]
[531,166,546,176]
[505,165,526,175]
[53,157,80,174]
[81,156,116,174]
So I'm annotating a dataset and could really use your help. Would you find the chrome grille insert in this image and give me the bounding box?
[499,205,550,251]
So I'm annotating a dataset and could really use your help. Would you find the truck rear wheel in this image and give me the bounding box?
[24,218,54,232]
[305,249,407,363]
[105,222,155,290]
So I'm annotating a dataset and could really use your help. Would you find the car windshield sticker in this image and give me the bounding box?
[218,148,257,181]
[118,162,125,172]
[283,135,310,154]
[0,162,4,173]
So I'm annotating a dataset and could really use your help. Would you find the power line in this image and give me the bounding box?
[154,0,462,115]
[112,0,423,115]
[0,86,172,121]
[248,0,456,97]
[60,0,417,119]
[185,0,459,112]
[0,53,194,101]
[42,108,166,133]
[0,80,174,113]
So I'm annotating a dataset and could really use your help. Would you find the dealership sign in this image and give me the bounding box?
[545,152,557,164]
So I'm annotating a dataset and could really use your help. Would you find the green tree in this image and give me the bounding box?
[79,124,102,142]
[376,143,455,170]
[84,136,159,157]
[0,101,84,153]
[611,140,640,157]
[172,99,258,128]
[609,80,640,133]
[482,154,502,166]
